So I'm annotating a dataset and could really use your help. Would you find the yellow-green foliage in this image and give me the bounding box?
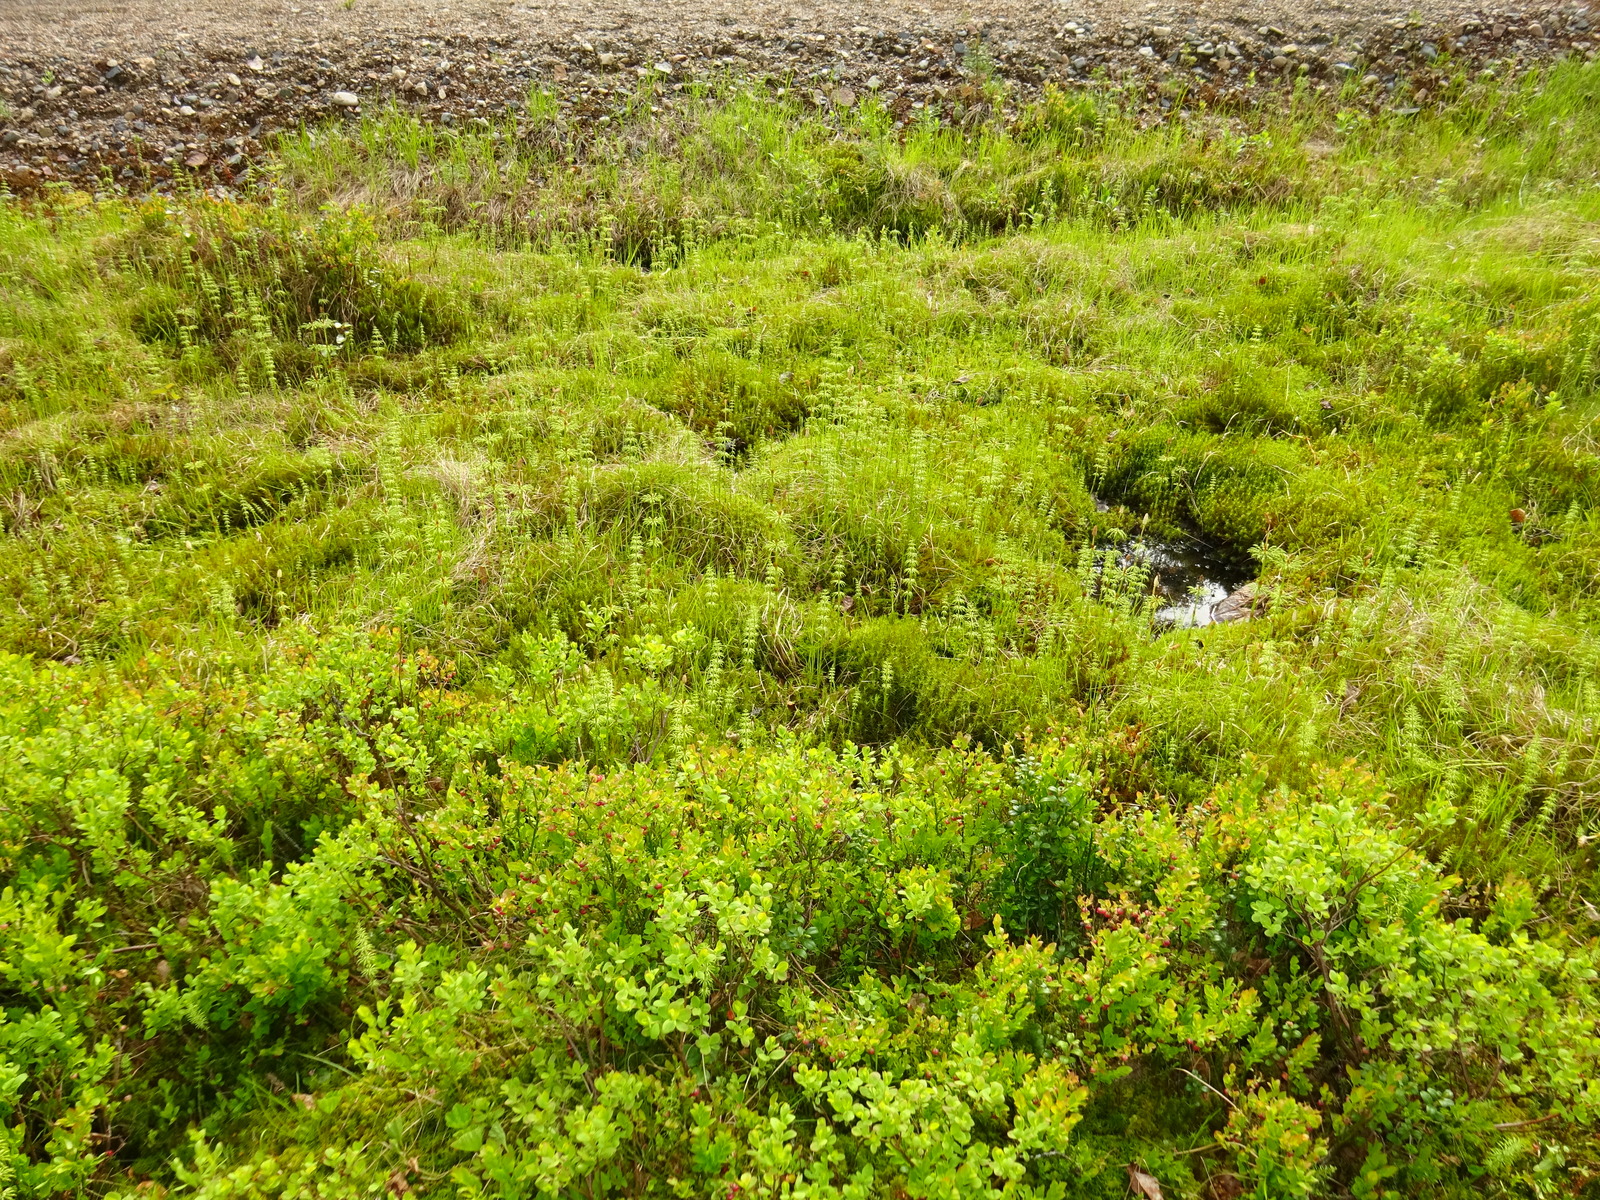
[1,60,1599,1199]
[1,645,1596,1198]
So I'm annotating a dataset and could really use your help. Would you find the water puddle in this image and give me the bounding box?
[1131,538,1256,628]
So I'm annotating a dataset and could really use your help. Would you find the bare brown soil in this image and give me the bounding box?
[0,0,1594,193]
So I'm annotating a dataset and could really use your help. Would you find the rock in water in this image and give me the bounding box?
[1210,582,1258,624]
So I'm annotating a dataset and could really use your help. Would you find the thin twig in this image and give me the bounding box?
[1493,1115,1557,1131]
[1177,1068,1236,1110]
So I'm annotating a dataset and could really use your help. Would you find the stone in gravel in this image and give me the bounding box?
[245,56,264,72]
[184,151,208,168]
[331,91,360,107]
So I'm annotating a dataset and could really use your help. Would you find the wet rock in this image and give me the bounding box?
[1211,583,1259,624]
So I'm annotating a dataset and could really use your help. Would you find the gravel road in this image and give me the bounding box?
[1,0,1595,192]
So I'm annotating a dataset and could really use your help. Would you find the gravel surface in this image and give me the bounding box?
[1,0,1595,193]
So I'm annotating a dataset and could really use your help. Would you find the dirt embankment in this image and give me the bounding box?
[1,0,1595,193]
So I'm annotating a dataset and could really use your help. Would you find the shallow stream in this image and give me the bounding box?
[1131,538,1256,628]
